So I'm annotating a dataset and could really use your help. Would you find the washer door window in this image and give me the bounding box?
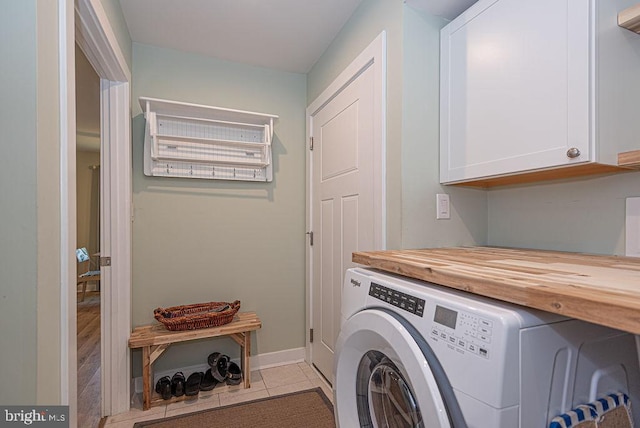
[335,309,454,428]
[358,350,422,427]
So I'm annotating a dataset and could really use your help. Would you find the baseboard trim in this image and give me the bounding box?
[250,347,306,370]
[133,347,306,393]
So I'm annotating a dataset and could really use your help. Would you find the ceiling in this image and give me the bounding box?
[119,0,363,74]
[80,1,478,149]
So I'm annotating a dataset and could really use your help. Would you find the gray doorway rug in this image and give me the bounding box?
[133,388,335,428]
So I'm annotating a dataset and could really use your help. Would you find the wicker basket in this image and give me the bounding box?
[153,300,241,331]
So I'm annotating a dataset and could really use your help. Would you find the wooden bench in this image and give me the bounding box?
[128,312,262,410]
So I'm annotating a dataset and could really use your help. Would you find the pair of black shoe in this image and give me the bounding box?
[179,363,236,396]
[185,371,205,396]
[155,370,212,400]
[207,352,242,386]
[155,371,186,400]
[154,354,243,400]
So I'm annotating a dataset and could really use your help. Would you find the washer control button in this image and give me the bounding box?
[369,282,425,317]
[415,300,425,317]
[478,334,491,343]
[479,318,493,328]
[479,326,492,335]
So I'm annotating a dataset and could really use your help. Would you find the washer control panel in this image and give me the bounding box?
[430,305,493,360]
[369,282,426,317]
[366,280,493,360]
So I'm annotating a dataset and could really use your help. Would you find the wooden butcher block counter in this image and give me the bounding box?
[352,246,640,335]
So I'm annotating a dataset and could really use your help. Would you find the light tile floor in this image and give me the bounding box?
[104,362,333,428]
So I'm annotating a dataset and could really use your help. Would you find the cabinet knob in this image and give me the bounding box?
[566,147,581,158]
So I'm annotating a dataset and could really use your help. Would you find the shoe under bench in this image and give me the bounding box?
[128,311,262,410]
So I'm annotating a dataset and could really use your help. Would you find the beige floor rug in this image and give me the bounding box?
[133,388,335,428]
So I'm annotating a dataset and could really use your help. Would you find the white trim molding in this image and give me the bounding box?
[100,79,132,415]
[59,0,77,421]
[75,0,130,82]
[70,0,132,419]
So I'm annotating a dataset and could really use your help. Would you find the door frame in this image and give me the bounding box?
[305,31,387,368]
[63,0,132,418]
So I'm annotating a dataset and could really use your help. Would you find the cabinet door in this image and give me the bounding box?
[440,0,591,183]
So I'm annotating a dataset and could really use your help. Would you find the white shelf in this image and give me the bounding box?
[140,97,278,182]
[619,4,640,33]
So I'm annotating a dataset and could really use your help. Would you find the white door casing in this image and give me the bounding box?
[99,79,132,417]
[59,0,76,419]
[306,32,386,384]
[72,0,132,419]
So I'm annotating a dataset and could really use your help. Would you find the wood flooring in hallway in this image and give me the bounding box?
[77,291,102,427]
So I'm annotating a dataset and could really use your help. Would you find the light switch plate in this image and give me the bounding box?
[626,197,640,257]
[436,193,451,220]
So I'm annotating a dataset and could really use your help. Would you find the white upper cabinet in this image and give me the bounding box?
[440,0,640,186]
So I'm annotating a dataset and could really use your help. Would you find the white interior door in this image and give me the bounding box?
[307,33,386,384]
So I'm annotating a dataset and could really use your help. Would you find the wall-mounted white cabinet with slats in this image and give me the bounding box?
[140,97,278,182]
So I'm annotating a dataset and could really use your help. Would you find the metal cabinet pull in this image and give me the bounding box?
[566,147,581,158]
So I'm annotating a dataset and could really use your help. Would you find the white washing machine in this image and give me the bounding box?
[334,268,640,428]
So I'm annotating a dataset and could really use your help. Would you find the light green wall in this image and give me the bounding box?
[99,0,132,70]
[401,6,487,248]
[0,0,38,405]
[487,172,640,255]
[307,0,487,250]
[131,43,307,374]
[0,0,65,405]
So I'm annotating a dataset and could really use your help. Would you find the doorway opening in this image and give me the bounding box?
[70,0,132,420]
[75,43,102,427]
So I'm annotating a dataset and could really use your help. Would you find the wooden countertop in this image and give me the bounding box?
[352,247,640,335]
